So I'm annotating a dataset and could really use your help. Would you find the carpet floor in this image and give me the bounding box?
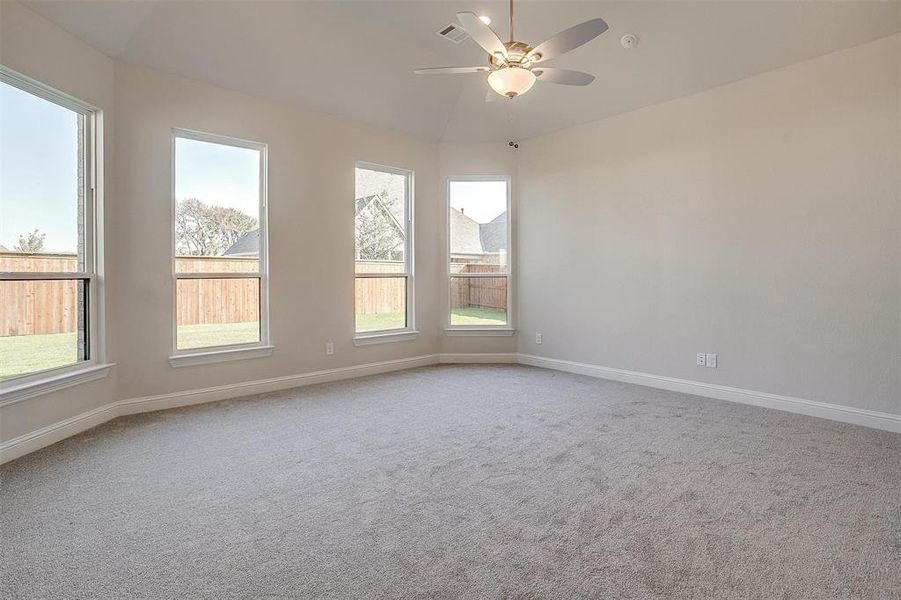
[1,365,899,598]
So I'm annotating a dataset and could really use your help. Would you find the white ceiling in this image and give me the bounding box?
[20,0,901,142]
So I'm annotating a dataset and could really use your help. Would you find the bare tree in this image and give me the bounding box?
[355,197,403,261]
[175,198,258,256]
[14,229,46,253]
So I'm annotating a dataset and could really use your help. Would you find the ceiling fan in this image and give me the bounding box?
[414,0,608,99]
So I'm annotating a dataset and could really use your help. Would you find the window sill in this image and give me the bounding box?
[354,330,420,346]
[0,363,115,407]
[169,345,274,368]
[444,328,516,337]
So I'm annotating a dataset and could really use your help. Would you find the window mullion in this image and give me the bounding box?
[354,273,409,279]
[1,272,93,281]
[449,273,508,278]
[174,272,261,280]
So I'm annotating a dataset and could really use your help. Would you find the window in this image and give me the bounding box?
[172,130,269,360]
[354,162,414,339]
[1,70,101,382]
[447,178,511,330]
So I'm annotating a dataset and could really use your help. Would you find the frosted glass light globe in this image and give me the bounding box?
[488,67,536,98]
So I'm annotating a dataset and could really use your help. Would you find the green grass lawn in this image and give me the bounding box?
[355,312,407,333]
[176,322,260,350]
[449,306,507,326]
[0,322,261,379]
[2,309,508,379]
[0,331,78,379]
[355,306,507,333]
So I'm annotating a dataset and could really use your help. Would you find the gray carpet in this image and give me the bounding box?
[1,365,899,599]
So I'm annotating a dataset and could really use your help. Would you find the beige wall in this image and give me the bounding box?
[0,1,119,440]
[438,142,518,356]
[2,1,898,448]
[517,34,901,415]
[0,3,444,442]
[113,62,441,400]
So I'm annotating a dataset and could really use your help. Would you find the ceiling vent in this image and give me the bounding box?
[437,23,470,44]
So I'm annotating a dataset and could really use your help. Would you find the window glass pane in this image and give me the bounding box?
[355,166,407,274]
[1,81,85,272]
[176,278,260,350]
[450,276,507,326]
[174,137,261,271]
[355,277,406,333]
[354,261,405,275]
[449,181,508,272]
[174,256,258,274]
[0,280,87,379]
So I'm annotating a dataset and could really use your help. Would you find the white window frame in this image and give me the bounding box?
[445,175,514,336]
[353,161,417,345]
[168,128,272,367]
[0,67,113,406]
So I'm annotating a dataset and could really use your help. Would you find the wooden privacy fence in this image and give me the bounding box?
[174,256,260,327]
[1,253,259,336]
[2,254,508,336]
[1,253,81,336]
[354,260,405,315]
[450,263,507,311]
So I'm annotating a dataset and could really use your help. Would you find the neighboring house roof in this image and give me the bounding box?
[354,195,405,260]
[450,208,483,254]
[223,196,405,258]
[223,203,505,258]
[355,195,404,236]
[223,229,260,256]
[479,212,507,254]
[451,208,507,255]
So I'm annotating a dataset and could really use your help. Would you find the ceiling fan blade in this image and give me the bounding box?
[457,12,507,59]
[533,67,595,86]
[414,66,490,75]
[527,18,608,63]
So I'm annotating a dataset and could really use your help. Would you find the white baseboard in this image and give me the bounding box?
[4,351,898,464]
[1,354,439,464]
[517,353,901,433]
[0,402,119,465]
[438,353,519,364]
[118,354,439,416]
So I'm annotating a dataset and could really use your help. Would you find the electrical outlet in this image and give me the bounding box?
[326,342,334,356]
[696,352,706,367]
[706,353,717,368]
[535,333,543,345]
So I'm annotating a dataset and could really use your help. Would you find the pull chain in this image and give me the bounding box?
[505,98,517,143]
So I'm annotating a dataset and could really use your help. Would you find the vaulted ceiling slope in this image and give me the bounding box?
[19,1,901,142]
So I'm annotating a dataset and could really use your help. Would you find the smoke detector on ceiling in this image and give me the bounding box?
[621,34,638,49]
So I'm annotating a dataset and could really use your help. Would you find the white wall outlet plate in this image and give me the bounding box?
[326,342,335,355]
[706,353,717,368]
[536,333,543,345]
[696,352,706,366]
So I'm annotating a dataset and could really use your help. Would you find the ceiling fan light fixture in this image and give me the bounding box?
[488,66,536,98]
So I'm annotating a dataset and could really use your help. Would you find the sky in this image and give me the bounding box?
[2,78,497,251]
[449,181,507,224]
[0,82,260,254]
[175,137,259,217]
[1,81,79,253]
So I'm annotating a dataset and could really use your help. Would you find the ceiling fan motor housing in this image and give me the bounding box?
[489,41,535,69]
